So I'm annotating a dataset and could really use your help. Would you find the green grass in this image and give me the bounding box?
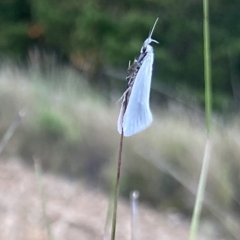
[189,0,212,239]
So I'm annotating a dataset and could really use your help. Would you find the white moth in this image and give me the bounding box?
[117,18,159,137]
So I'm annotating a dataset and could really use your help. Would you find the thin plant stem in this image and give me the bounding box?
[111,129,124,240]
[203,0,212,135]
[189,0,212,238]
[34,157,54,240]
[103,176,116,239]
[0,110,25,155]
[189,139,212,240]
[103,200,112,240]
[130,190,139,240]
[137,147,239,239]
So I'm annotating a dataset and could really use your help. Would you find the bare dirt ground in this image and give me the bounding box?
[0,159,220,240]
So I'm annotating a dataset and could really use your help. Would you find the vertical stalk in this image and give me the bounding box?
[188,0,212,239]
[203,0,212,135]
[34,157,53,240]
[188,139,212,240]
[130,191,139,240]
[0,111,25,155]
[111,129,124,240]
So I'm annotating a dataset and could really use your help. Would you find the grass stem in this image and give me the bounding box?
[203,0,212,135]
[110,129,124,240]
[130,190,139,240]
[0,110,25,155]
[188,139,212,240]
[189,0,212,238]
[34,157,54,240]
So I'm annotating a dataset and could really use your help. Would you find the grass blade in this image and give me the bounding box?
[0,110,25,155]
[188,139,212,240]
[34,157,54,240]
[203,0,212,134]
[189,0,212,238]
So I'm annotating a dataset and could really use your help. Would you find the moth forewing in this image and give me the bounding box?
[122,48,154,137]
[117,18,158,137]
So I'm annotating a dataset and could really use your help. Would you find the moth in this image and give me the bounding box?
[117,18,159,137]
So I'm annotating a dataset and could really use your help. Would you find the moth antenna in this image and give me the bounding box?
[152,39,159,44]
[141,17,159,52]
[148,17,159,40]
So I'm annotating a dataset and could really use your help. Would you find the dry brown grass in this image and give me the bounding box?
[0,64,240,239]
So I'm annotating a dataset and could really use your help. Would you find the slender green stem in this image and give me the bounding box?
[203,0,212,135]
[189,0,212,239]
[189,139,212,240]
[103,172,117,239]
[111,129,124,240]
[34,157,54,240]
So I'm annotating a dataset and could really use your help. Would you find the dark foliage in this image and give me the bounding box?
[1,0,240,108]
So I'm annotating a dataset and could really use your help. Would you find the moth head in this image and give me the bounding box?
[140,18,159,53]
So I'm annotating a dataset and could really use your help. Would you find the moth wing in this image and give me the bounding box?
[122,52,154,137]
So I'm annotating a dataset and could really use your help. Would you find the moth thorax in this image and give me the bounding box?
[141,42,154,54]
[146,45,153,53]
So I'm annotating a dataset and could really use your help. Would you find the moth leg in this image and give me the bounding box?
[116,87,131,104]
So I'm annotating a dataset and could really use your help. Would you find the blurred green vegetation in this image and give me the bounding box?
[36,108,80,143]
[0,63,240,237]
[1,0,240,108]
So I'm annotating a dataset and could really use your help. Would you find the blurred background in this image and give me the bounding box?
[1,0,240,239]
